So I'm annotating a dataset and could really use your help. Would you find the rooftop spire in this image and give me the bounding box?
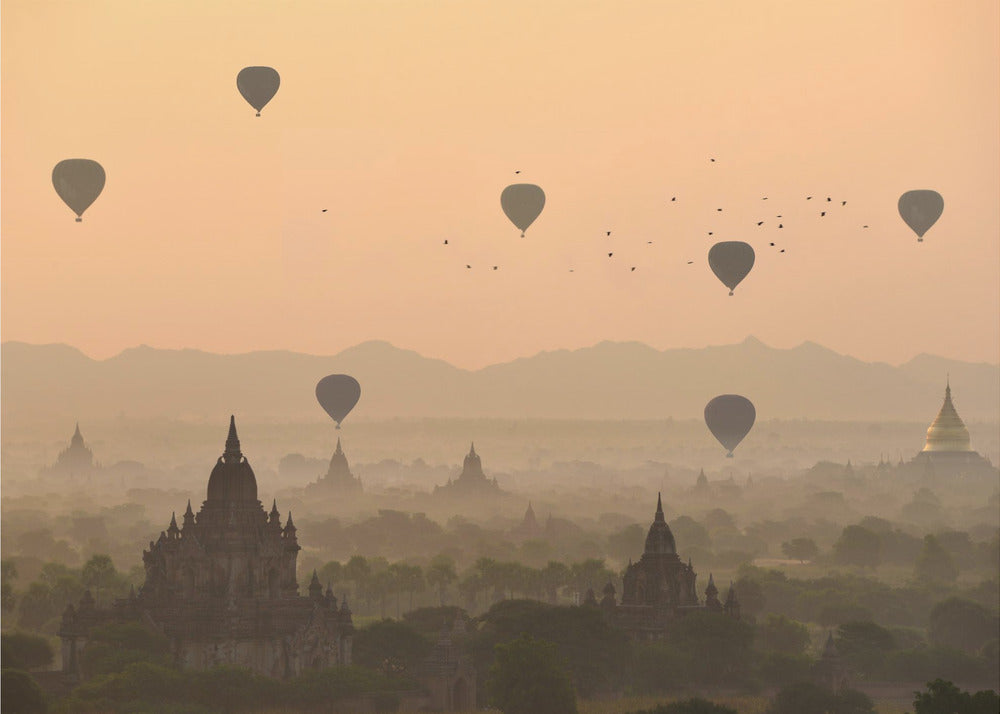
[654,492,665,522]
[223,415,242,463]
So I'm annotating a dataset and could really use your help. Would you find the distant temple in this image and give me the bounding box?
[59,417,354,679]
[40,423,100,479]
[905,380,995,477]
[433,443,503,496]
[315,438,362,493]
[509,502,543,540]
[417,615,476,711]
[602,494,739,640]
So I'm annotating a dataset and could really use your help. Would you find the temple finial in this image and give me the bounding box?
[470,442,476,457]
[335,437,342,455]
[224,415,242,462]
[654,492,664,522]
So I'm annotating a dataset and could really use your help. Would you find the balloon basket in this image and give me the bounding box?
[75,217,82,222]
[520,232,525,238]
[917,238,923,242]
[256,112,261,117]
[726,452,734,458]
[335,425,341,430]
[729,291,734,296]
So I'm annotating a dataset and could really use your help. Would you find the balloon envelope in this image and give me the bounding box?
[501,184,545,236]
[237,67,280,116]
[898,190,943,241]
[316,375,361,428]
[708,241,755,295]
[52,159,105,221]
[704,394,756,457]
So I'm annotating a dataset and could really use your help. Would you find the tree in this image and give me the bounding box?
[630,699,737,714]
[833,526,881,569]
[487,634,577,714]
[836,621,895,678]
[770,682,875,714]
[914,535,959,584]
[913,679,1000,714]
[1,633,55,670]
[668,610,755,685]
[80,554,123,606]
[352,619,433,673]
[0,669,47,713]
[16,582,55,631]
[781,538,819,563]
[928,597,998,654]
[426,555,457,606]
[759,615,810,656]
[732,576,765,616]
[1,560,17,612]
[540,561,570,604]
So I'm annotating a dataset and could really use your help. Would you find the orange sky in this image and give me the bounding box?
[2,1,998,369]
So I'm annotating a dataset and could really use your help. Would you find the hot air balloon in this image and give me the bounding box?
[704,394,756,457]
[501,184,545,236]
[52,159,105,222]
[316,375,361,429]
[708,241,755,295]
[898,190,943,242]
[237,67,280,117]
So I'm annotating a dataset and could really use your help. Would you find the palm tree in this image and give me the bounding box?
[426,555,457,606]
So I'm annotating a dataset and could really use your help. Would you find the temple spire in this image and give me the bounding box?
[335,437,342,455]
[224,415,242,463]
[469,442,476,457]
[654,492,665,522]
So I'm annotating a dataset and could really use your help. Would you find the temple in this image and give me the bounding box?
[602,494,740,640]
[58,416,354,679]
[906,380,995,477]
[509,502,543,540]
[40,423,99,480]
[315,438,362,493]
[433,443,503,497]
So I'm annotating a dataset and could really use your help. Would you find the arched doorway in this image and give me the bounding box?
[452,677,471,710]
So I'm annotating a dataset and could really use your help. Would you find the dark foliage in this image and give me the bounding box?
[487,634,577,714]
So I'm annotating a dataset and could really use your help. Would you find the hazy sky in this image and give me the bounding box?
[3,1,998,369]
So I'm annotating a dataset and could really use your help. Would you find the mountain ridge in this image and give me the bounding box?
[2,338,997,423]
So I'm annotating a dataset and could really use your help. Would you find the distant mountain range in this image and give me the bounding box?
[2,338,998,423]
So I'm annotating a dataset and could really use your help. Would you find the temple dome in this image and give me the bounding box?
[922,380,972,453]
[644,493,677,555]
[206,416,258,503]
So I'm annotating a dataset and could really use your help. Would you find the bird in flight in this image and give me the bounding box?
[806,196,813,200]
[466,265,471,269]
[863,225,869,228]
[607,231,612,236]
[780,249,786,253]
[687,261,694,264]
[515,170,521,174]
[756,221,764,226]
[321,209,328,213]
[820,212,826,217]
[717,208,723,212]
[444,240,448,245]
[492,266,498,270]
[671,197,677,202]
[826,197,831,202]
[841,201,847,206]
[608,252,613,257]
[778,224,784,228]
[769,242,775,246]
[647,241,653,244]
[631,267,636,271]
[708,231,714,235]
[762,197,768,200]
[710,158,716,162]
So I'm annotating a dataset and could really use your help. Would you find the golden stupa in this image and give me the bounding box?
[921,379,972,453]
